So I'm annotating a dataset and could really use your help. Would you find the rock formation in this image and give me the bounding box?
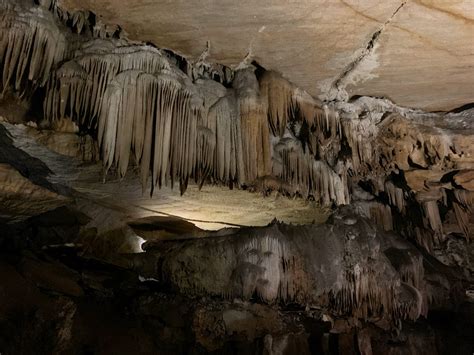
[0,0,472,353]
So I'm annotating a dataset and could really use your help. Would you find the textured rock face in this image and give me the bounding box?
[0,1,473,353]
[137,207,447,326]
[58,0,474,111]
[0,163,68,221]
[0,205,472,354]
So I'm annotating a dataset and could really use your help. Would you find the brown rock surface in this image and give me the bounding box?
[0,163,69,221]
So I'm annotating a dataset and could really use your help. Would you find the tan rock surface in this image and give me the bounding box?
[0,163,69,221]
[58,0,474,111]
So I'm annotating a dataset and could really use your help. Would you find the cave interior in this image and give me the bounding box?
[0,0,473,354]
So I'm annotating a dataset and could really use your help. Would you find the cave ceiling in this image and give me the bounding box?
[58,0,474,111]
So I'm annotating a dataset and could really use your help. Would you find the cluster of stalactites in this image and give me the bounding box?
[452,190,473,239]
[259,71,294,137]
[44,41,172,129]
[98,70,201,194]
[259,71,341,144]
[234,68,272,182]
[340,114,380,176]
[420,189,473,243]
[0,0,67,97]
[39,0,126,39]
[271,135,349,205]
[197,90,246,185]
[194,69,273,188]
[36,35,349,205]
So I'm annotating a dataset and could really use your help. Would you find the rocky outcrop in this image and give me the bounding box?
[0,205,472,355]
[132,207,460,329]
[0,162,69,221]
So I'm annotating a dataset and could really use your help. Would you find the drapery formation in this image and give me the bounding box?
[0,0,67,96]
[0,0,354,207]
[234,68,272,182]
[149,209,441,326]
[38,29,348,203]
[44,42,172,129]
[1,0,471,250]
[97,70,200,193]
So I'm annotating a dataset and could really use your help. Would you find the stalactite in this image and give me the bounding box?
[272,135,349,205]
[44,41,172,128]
[0,0,67,96]
[259,71,341,159]
[385,180,405,212]
[310,160,349,205]
[272,136,309,196]
[195,79,225,184]
[97,69,200,194]
[421,200,444,243]
[233,67,271,182]
[341,114,379,175]
[43,61,89,124]
[453,190,473,240]
[259,71,294,137]
[208,92,245,184]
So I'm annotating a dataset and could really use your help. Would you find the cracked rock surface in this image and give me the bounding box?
[59,0,474,111]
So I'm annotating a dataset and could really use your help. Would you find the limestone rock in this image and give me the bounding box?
[58,0,474,111]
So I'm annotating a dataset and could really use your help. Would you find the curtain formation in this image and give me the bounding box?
[0,0,67,97]
[0,0,359,207]
[0,0,471,248]
[38,31,350,202]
